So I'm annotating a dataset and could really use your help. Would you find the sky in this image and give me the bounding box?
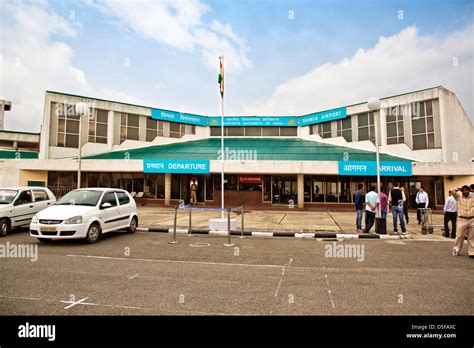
[0,0,473,132]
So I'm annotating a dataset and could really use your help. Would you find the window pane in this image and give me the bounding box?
[386,115,396,123]
[359,127,369,141]
[65,134,79,148]
[58,119,65,133]
[97,109,108,123]
[88,136,95,142]
[398,121,404,135]
[228,127,244,136]
[322,122,331,133]
[280,127,297,136]
[342,117,351,129]
[426,116,434,132]
[412,119,426,134]
[127,127,139,140]
[413,134,427,150]
[120,126,127,139]
[210,127,221,136]
[425,100,433,115]
[146,118,157,130]
[262,127,279,136]
[170,122,180,132]
[399,136,404,143]
[342,130,352,142]
[419,102,425,117]
[369,112,374,124]
[358,113,368,127]
[146,130,157,142]
[128,114,139,127]
[245,127,261,136]
[387,137,397,145]
[97,124,107,137]
[121,113,127,126]
[66,120,79,134]
[387,123,397,137]
[427,133,435,148]
[57,133,65,146]
[88,121,95,136]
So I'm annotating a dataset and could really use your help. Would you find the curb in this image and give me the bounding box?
[136,227,408,240]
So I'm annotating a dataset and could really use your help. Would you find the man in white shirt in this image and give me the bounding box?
[415,186,429,225]
[363,186,379,233]
[443,189,457,238]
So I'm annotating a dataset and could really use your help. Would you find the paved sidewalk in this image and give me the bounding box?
[137,207,449,240]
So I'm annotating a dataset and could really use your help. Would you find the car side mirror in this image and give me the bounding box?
[100,202,112,209]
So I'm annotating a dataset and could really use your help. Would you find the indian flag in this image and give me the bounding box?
[218,56,224,97]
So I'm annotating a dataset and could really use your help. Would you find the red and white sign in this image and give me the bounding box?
[238,175,262,184]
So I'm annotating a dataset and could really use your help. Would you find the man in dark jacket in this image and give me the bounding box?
[354,184,364,233]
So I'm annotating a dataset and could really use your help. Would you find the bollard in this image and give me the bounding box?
[186,207,194,237]
[224,207,235,247]
[168,204,179,244]
[239,205,246,239]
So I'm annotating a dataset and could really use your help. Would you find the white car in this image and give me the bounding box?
[0,187,56,237]
[30,188,138,243]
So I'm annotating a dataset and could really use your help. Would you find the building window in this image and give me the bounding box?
[357,112,375,143]
[56,105,80,148]
[245,127,262,136]
[386,112,404,145]
[170,122,180,138]
[317,122,332,138]
[280,127,297,136]
[336,117,352,142]
[120,113,140,143]
[262,127,279,136]
[210,126,297,137]
[146,118,164,142]
[411,100,436,150]
[88,109,108,144]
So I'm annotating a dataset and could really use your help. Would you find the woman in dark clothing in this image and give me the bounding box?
[402,186,409,224]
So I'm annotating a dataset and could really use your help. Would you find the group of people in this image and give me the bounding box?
[355,183,473,258]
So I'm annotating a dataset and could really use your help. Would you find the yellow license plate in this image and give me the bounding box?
[41,227,57,232]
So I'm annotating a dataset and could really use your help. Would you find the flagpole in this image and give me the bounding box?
[220,56,225,220]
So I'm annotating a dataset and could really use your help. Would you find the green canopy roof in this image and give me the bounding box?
[85,138,411,162]
[0,150,38,159]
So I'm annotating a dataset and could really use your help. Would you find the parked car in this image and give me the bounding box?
[30,188,138,243]
[0,187,56,237]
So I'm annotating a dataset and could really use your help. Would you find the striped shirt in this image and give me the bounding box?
[454,191,473,218]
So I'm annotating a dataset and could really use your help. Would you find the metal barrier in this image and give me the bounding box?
[168,204,245,246]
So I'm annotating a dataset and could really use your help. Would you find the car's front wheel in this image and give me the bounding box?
[0,218,10,237]
[85,223,101,244]
[127,216,138,234]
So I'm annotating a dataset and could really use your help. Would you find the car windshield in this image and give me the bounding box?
[0,190,18,204]
[56,190,103,206]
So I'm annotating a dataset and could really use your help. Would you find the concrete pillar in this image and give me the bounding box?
[165,173,171,205]
[107,110,114,150]
[297,174,304,208]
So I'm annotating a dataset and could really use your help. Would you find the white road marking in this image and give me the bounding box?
[63,297,89,309]
[325,274,335,309]
[67,254,285,268]
[274,258,293,298]
[128,273,140,280]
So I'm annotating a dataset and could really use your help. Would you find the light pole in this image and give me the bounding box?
[75,102,90,189]
[367,97,382,218]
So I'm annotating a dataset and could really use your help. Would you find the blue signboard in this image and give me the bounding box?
[143,159,210,174]
[151,108,208,127]
[299,107,347,126]
[208,116,298,127]
[338,161,412,176]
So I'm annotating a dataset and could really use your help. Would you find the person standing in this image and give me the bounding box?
[354,183,364,233]
[389,182,406,234]
[190,180,198,205]
[452,185,473,257]
[401,186,409,224]
[380,189,388,220]
[415,186,429,224]
[363,186,379,233]
[443,189,457,239]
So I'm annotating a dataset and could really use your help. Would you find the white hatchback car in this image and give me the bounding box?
[0,187,56,237]
[30,188,138,243]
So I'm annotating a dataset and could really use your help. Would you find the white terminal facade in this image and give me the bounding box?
[0,86,473,209]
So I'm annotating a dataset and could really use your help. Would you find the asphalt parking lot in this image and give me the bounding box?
[0,225,472,316]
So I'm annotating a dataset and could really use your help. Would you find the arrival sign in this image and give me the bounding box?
[338,161,412,176]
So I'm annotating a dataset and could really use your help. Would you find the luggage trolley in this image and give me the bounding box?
[419,208,434,235]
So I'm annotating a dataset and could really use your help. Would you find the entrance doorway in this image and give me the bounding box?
[181,175,205,204]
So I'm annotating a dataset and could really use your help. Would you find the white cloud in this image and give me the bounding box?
[0,1,148,132]
[246,26,474,121]
[87,0,251,73]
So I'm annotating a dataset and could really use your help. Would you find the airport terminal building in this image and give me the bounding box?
[0,86,473,210]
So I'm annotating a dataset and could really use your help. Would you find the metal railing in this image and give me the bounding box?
[169,203,245,246]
